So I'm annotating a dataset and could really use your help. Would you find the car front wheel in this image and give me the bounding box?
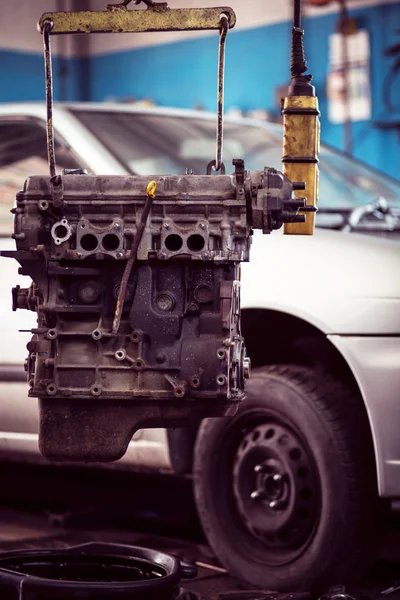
[193,365,378,592]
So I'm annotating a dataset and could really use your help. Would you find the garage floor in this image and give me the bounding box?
[1,463,400,600]
[0,509,245,598]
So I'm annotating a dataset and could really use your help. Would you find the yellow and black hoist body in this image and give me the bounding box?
[283,0,320,235]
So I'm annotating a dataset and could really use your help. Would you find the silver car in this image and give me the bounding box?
[0,102,400,592]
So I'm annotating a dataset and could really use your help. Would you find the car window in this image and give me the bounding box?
[0,120,81,236]
[72,110,400,211]
[73,110,278,177]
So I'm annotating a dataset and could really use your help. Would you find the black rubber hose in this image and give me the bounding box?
[289,0,315,97]
[291,0,308,78]
[294,0,301,29]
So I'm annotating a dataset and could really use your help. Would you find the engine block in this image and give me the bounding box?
[3,162,306,461]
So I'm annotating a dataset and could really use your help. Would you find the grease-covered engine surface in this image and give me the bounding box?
[2,167,305,461]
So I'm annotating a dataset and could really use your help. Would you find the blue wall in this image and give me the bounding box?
[90,23,292,114]
[305,2,400,180]
[0,50,88,102]
[90,2,400,180]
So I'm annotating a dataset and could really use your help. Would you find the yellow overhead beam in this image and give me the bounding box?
[38,5,236,35]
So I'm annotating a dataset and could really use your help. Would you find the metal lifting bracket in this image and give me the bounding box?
[38,3,236,35]
[39,0,235,190]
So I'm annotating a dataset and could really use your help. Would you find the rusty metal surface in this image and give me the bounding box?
[113,181,156,334]
[38,5,236,35]
[2,165,305,462]
[42,22,57,181]
[214,13,229,173]
[39,1,235,203]
[2,0,309,465]
[5,171,251,462]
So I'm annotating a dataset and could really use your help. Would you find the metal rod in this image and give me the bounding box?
[43,20,57,180]
[214,13,229,172]
[112,182,156,334]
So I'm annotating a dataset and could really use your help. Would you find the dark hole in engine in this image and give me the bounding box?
[102,233,120,252]
[54,225,68,239]
[165,234,183,252]
[80,234,98,252]
[187,234,205,252]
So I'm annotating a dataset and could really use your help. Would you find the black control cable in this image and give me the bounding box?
[294,0,301,28]
[289,0,315,96]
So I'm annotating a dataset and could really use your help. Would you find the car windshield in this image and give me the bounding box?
[73,109,400,210]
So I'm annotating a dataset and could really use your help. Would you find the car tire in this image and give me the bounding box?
[193,364,378,592]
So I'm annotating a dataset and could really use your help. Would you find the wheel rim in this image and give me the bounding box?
[232,413,320,562]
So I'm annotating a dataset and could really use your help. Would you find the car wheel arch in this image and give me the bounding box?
[240,308,377,482]
[168,307,378,486]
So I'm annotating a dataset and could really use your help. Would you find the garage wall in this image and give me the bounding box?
[305,2,400,180]
[87,0,400,180]
[0,0,89,102]
[88,0,292,54]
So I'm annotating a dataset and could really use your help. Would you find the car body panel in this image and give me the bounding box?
[328,335,400,498]
[0,102,399,495]
[241,230,400,335]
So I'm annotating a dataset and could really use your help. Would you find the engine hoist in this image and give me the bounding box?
[1,0,320,462]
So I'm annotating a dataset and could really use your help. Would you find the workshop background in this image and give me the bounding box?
[0,0,399,179]
[1,2,400,598]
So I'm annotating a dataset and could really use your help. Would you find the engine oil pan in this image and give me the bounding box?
[0,541,196,599]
